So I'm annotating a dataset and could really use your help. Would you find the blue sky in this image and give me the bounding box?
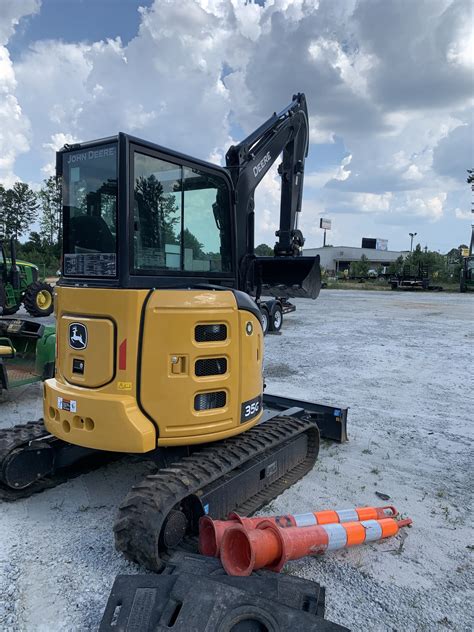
[0,0,472,252]
[8,0,153,59]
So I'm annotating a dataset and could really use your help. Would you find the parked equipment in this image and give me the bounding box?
[460,227,474,292]
[0,237,55,317]
[259,297,296,334]
[460,255,474,292]
[0,94,347,573]
[389,263,442,291]
[0,318,55,394]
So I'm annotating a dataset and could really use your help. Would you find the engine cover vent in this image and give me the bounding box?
[195,324,227,342]
[195,358,227,377]
[194,391,227,410]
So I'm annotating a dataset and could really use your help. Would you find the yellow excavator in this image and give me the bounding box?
[0,94,347,570]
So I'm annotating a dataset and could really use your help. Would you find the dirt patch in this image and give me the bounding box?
[264,362,296,379]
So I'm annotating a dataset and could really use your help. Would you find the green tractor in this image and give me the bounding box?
[0,318,56,395]
[0,237,55,317]
[460,255,474,293]
[460,229,474,293]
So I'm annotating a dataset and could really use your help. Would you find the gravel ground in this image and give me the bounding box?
[1,290,473,631]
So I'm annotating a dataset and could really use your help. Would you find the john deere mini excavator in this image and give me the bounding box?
[0,94,347,570]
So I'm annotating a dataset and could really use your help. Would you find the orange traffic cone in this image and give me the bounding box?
[199,505,398,557]
[220,517,412,576]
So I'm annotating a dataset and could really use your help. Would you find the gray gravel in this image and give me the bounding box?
[1,290,473,631]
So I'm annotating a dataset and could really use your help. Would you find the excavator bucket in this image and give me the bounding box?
[253,255,321,299]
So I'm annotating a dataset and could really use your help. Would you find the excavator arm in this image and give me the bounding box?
[224,93,320,299]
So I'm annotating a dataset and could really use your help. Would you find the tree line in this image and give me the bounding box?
[0,177,61,271]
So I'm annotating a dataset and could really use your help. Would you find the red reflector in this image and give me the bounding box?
[119,339,127,370]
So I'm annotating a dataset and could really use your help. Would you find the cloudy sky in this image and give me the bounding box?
[0,0,472,251]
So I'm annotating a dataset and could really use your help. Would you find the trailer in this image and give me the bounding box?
[389,263,443,291]
[258,298,296,334]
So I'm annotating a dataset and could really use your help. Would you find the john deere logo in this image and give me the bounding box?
[69,323,87,350]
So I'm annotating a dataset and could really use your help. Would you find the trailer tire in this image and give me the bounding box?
[23,282,54,317]
[270,303,283,332]
[260,305,270,336]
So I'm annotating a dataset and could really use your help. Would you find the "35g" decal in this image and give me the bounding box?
[240,394,262,424]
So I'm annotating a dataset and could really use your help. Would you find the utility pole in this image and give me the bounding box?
[409,232,417,252]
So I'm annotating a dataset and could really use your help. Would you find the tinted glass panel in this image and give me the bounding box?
[183,167,231,273]
[62,143,118,277]
[133,152,232,274]
[134,154,182,271]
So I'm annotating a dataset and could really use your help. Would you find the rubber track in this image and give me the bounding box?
[0,420,116,501]
[114,415,319,571]
[0,420,55,501]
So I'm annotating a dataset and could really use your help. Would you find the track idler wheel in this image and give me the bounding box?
[1,442,55,490]
[159,509,188,549]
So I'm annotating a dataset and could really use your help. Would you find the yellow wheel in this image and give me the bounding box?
[23,282,55,317]
[36,289,53,310]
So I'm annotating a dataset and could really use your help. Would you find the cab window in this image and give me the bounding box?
[133,152,232,274]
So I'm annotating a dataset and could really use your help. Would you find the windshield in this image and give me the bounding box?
[62,142,118,277]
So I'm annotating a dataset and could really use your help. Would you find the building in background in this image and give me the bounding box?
[304,244,409,275]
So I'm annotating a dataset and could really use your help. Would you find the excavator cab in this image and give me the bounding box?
[46,136,265,452]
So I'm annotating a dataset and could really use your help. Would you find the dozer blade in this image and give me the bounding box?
[254,255,321,299]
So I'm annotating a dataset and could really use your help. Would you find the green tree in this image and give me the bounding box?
[402,245,454,281]
[2,182,39,240]
[388,255,405,276]
[182,228,205,260]
[135,175,179,249]
[17,231,61,274]
[0,183,5,237]
[39,176,62,246]
[350,254,370,278]
[255,243,274,256]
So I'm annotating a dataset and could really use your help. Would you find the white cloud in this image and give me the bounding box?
[454,208,473,220]
[402,192,447,222]
[402,165,423,182]
[2,0,472,249]
[306,154,352,189]
[41,132,80,176]
[353,192,393,213]
[0,0,40,185]
[0,0,40,46]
